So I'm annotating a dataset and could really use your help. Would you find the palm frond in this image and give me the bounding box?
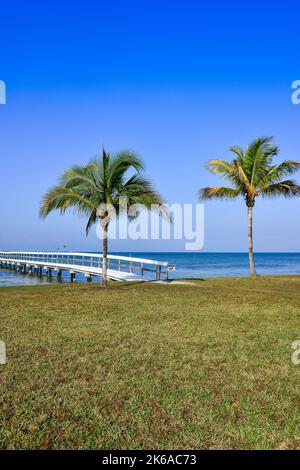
[118,174,170,220]
[259,160,300,188]
[232,160,257,197]
[85,210,97,235]
[205,159,241,188]
[205,159,234,178]
[199,186,240,200]
[229,145,244,163]
[60,164,99,192]
[259,180,300,198]
[107,150,144,189]
[39,186,96,218]
[243,136,278,184]
[110,150,144,173]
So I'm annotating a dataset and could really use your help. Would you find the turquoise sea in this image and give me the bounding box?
[1,252,300,286]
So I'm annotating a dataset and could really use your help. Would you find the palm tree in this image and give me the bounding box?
[199,137,300,277]
[40,148,168,285]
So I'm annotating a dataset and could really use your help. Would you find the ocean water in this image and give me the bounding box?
[1,252,300,287]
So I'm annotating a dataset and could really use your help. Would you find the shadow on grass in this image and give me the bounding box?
[107,278,207,288]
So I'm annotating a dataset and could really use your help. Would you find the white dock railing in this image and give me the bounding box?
[0,251,175,282]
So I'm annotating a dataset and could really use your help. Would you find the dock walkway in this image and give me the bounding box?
[0,252,175,282]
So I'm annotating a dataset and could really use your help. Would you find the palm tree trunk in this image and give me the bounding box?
[102,224,108,286]
[247,205,257,277]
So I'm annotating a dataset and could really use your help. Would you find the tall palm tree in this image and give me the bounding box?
[199,137,300,277]
[40,148,167,285]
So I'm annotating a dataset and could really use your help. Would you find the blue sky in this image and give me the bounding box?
[1,0,300,252]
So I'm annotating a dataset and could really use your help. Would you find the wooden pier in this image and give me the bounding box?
[0,252,175,282]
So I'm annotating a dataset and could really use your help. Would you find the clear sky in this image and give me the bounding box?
[1,0,300,252]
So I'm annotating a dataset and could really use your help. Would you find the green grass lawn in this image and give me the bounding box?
[1,276,300,449]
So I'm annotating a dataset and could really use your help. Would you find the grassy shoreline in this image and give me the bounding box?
[1,276,300,449]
